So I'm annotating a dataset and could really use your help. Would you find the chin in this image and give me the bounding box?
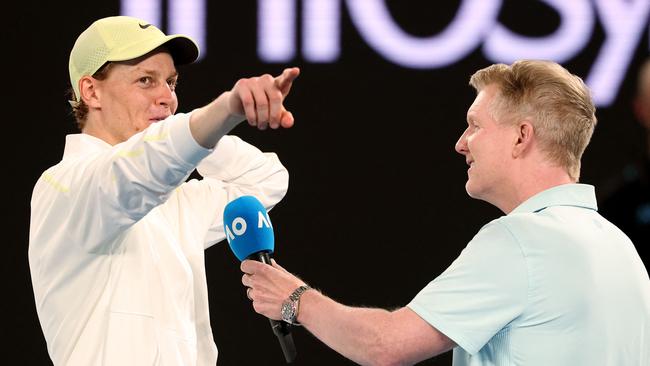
[465,181,483,200]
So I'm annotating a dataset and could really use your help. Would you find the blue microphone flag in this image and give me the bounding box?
[223,195,274,261]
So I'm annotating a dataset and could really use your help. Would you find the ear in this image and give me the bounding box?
[78,76,102,109]
[512,121,534,158]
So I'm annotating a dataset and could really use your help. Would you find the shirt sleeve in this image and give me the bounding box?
[31,113,211,253]
[406,219,529,354]
[162,134,289,249]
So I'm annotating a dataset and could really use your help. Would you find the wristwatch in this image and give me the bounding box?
[281,285,311,325]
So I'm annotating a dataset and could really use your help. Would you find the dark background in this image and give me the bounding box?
[6,1,648,365]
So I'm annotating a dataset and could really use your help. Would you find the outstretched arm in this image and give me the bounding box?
[241,260,455,366]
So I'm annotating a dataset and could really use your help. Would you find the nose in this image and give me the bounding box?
[156,82,175,108]
[455,128,469,155]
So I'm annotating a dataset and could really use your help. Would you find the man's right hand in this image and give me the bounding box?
[227,67,300,130]
[189,67,301,148]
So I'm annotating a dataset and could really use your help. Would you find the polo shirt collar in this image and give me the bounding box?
[510,183,598,215]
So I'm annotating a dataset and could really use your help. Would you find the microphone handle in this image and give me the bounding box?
[256,251,272,265]
[254,251,297,363]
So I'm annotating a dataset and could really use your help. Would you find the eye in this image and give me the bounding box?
[167,78,178,92]
[138,76,153,86]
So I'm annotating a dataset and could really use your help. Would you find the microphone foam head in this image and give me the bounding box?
[223,195,274,261]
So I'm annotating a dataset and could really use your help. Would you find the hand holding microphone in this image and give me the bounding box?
[241,258,309,322]
[223,195,305,363]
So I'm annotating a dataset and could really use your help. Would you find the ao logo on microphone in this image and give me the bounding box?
[225,210,273,242]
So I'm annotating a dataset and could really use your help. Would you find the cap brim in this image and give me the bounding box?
[162,35,200,65]
[107,35,199,66]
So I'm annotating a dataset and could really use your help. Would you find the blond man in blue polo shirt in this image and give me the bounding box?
[242,60,650,365]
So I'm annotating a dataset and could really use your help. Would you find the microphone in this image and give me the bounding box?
[223,195,297,363]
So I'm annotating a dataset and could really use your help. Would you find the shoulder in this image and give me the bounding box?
[456,218,527,269]
[472,213,555,259]
[471,217,520,248]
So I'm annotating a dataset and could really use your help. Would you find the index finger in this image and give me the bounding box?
[274,67,300,96]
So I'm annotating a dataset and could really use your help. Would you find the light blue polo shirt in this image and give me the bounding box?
[408,184,650,366]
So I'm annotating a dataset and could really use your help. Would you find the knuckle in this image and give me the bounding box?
[236,78,250,88]
[240,94,254,107]
[269,90,283,103]
[256,100,268,109]
[252,302,262,313]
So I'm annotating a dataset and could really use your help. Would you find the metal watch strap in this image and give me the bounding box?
[289,285,311,302]
[284,285,311,325]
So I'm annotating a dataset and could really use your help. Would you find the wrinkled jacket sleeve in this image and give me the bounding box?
[165,135,289,249]
[30,113,211,254]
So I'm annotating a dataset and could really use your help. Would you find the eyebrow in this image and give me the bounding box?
[134,67,178,79]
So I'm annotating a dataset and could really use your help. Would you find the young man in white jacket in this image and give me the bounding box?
[29,15,299,365]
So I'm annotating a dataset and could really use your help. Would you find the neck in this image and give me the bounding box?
[82,116,125,146]
[497,164,574,214]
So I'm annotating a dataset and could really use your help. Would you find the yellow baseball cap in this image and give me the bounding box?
[69,16,199,102]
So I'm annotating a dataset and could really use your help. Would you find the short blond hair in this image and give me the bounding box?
[469,60,597,181]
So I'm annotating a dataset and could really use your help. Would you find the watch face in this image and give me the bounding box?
[281,301,296,323]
